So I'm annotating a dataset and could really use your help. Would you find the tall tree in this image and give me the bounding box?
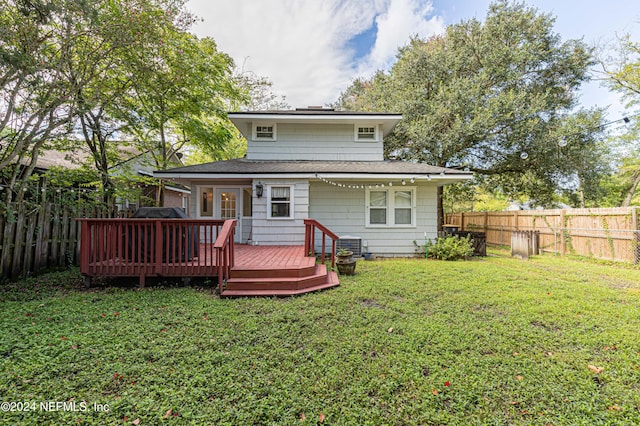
[337,0,604,226]
[600,34,640,206]
[0,0,78,203]
[117,28,242,204]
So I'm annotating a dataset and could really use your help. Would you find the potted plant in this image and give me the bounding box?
[336,248,356,275]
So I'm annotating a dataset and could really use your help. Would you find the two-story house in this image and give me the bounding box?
[155,108,472,256]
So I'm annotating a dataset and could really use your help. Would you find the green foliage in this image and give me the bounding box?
[336,0,608,206]
[602,34,640,108]
[1,0,243,208]
[2,254,640,424]
[444,181,511,213]
[427,235,475,260]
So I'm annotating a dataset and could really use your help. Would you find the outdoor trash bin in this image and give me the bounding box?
[453,231,486,257]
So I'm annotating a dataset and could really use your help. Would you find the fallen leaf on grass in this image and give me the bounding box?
[516,375,523,381]
[588,365,604,374]
[132,419,140,425]
[608,405,622,411]
[164,409,172,419]
[300,412,306,421]
[432,389,439,395]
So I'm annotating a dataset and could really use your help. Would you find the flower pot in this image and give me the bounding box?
[336,250,354,264]
[336,258,356,275]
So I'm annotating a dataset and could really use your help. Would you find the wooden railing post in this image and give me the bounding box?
[154,219,163,275]
[213,219,237,296]
[303,219,338,271]
[79,220,90,275]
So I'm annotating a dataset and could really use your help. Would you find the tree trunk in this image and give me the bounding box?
[621,171,640,207]
[437,185,444,232]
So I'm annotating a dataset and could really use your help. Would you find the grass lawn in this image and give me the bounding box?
[1,250,640,425]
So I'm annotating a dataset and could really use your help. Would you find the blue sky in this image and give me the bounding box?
[187,0,639,119]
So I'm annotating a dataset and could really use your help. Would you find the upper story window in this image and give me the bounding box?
[355,125,378,141]
[253,124,276,140]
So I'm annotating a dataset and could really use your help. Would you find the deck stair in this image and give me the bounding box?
[220,245,339,297]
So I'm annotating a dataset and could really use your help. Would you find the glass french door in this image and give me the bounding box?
[217,188,241,243]
[216,189,239,220]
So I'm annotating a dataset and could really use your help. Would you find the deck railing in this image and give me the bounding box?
[304,219,339,269]
[78,218,227,286]
[213,219,236,294]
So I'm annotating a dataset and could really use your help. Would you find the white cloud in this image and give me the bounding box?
[358,0,444,75]
[187,0,444,108]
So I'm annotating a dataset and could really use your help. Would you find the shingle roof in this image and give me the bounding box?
[154,158,471,176]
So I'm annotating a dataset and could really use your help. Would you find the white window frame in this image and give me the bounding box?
[267,184,295,220]
[253,123,276,141]
[354,124,378,142]
[365,186,416,228]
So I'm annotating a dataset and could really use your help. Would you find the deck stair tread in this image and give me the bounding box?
[221,271,339,297]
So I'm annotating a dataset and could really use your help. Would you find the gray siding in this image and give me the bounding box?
[308,181,438,256]
[251,179,309,245]
[247,123,383,161]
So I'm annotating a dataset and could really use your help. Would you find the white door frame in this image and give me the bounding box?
[197,185,250,243]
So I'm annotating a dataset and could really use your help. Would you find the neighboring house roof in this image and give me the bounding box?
[506,201,571,211]
[29,145,190,194]
[155,158,473,183]
[31,150,85,170]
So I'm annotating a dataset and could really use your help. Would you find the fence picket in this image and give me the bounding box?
[0,201,117,280]
[446,208,639,263]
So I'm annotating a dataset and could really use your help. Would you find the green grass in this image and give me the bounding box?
[1,250,640,425]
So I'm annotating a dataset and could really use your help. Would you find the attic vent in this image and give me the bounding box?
[337,236,362,256]
[296,107,335,111]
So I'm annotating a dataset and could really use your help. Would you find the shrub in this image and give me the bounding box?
[426,235,474,260]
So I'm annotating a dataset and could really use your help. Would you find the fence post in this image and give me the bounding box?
[633,207,639,265]
[560,209,566,255]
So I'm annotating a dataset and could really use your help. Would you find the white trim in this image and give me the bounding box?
[266,184,295,220]
[229,113,401,121]
[156,172,474,181]
[365,186,416,228]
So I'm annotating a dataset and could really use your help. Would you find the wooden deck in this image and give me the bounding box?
[224,245,339,297]
[78,218,340,297]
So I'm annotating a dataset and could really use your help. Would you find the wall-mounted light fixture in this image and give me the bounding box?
[255,183,264,198]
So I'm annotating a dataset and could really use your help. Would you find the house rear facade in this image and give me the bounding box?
[155,108,472,256]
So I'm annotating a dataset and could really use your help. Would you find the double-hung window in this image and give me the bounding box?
[268,185,293,219]
[366,187,415,227]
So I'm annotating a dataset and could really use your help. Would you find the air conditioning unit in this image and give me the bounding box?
[337,236,362,256]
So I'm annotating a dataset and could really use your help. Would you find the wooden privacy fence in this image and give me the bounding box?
[0,202,126,280]
[445,207,640,264]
